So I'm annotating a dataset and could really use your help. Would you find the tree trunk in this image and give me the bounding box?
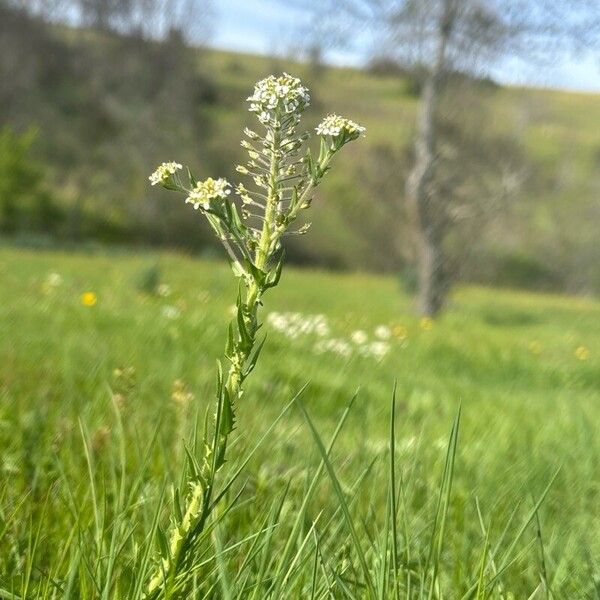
[417,224,447,316]
[405,0,454,317]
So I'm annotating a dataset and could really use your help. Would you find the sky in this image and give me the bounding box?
[212,0,600,93]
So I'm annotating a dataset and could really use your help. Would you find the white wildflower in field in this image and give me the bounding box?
[361,341,390,360]
[267,311,331,339]
[316,114,366,141]
[47,272,63,287]
[149,161,182,186]
[161,305,180,320]
[351,330,368,344]
[332,339,352,357]
[157,283,171,297]
[315,319,330,337]
[314,338,352,357]
[374,325,392,340]
[186,177,231,210]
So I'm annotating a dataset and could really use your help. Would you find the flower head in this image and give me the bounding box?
[375,325,392,340]
[419,317,434,331]
[162,305,181,320]
[575,346,590,361]
[393,324,408,340]
[247,73,310,125]
[351,330,368,345]
[185,177,231,210]
[47,272,63,287]
[149,162,182,187]
[316,114,365,144]
[367,341,390,361]
[81,291,97,307]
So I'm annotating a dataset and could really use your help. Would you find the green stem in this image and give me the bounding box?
[146,119,337,599]
[255,127,281,271]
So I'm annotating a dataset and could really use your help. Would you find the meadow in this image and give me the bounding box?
[1,247,599,596]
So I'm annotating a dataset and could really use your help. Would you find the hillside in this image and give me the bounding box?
[1,13,599,291]
[197,50,600,287]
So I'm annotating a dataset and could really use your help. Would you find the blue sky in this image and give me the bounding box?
[212,0,600,93]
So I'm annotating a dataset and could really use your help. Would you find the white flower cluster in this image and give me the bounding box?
[351,326,391,345]
[247,73,310,125]
[314,338,352,357]
[316,114,366,141]
[314,338,390,360]
[185,177,231,210]
[351,330,368,345]
[266,311,392,361]
[162,305,181,320]
[46,272,63,287]
[374,325,392,340]
[149,162,182,186]
[267,311,330,339]
[359,341,390,360]
[157,284,171,298]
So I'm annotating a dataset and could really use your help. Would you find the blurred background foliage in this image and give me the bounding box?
[0,0,599,295]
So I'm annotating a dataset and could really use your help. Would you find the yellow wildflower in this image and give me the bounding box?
[575,346,590,361]
[393,324,408,340]
[81,291,97,307]
[419,317,434,331]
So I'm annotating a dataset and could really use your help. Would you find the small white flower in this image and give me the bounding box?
[316,114,366,142]
[157,284,171,297]
[149,162,182,186]
[315,322,330,337]
[185,177,231,210]
[368,341,390,360]
[333,339,352,357]
[351,330,368,345]
[268,311,331,340]
[46,272,63,287]
[374,325,391,340]
[247,73,310,125]
[162,305,180,320]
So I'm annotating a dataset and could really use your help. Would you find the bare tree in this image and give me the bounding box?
[289,0,600,315]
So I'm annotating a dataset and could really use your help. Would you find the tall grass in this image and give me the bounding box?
[0,387,562,599]
[2,248,600,596]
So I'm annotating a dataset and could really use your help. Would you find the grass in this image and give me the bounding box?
[1,246,600,596]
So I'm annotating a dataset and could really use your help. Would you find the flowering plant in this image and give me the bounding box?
[147,73,364,597]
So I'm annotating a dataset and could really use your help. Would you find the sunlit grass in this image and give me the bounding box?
[1,247,599,595]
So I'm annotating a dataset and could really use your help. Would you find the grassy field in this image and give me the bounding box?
[1,247,600,596]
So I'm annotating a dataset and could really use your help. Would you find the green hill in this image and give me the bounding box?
[1,12,599,292]
[197,50,600,288]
